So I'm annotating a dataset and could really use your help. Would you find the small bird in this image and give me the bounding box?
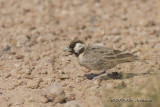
[65,40,137,79]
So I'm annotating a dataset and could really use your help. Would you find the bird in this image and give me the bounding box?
[65,39,138,79]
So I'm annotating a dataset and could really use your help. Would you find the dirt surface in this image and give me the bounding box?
[0,0,160,107]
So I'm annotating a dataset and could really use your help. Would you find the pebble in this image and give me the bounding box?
[68,85,73,91]
[111,28,121,35]
[27,80,40,89]
[106,83,114,89]
[43,77,54,84]
[18,80,27,85]
[46,82,65,103]
[37,36,46,43]
[39,96,49,103]
[64,101,81,107]
[121,14,127,21]
[75,78,81,83]
[15,74,21,79]
[95,43,104,47]
[10,69,18,77]
[3,44,10,52]
[8,56,13,60]
[8,85,15,90]
[16,36,29,47]
[19,68,32,75]
[145,20,156,27]
[93,79,101,85]
[112,36,121,43]
[5,73,11,78]
[86,96,106,107]
[66,94,76,101]
[15,54,24,59]
[28,96,34,102]
[60,74,70,80]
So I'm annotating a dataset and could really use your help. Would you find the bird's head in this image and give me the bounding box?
[65,40,85,56]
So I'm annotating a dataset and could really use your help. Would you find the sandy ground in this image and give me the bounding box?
[0,0,160,107]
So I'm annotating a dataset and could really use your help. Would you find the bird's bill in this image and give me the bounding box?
[64,47,72,52]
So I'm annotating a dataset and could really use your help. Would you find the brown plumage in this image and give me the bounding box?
[66,40,137,79]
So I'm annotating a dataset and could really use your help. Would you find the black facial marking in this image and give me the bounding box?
[69,40,84,56]
[76,47,85,56]
[69,40,83,51]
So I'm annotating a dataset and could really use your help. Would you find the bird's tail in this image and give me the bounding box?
[115,53,138,63]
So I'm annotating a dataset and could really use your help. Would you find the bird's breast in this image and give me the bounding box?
[77,53,101,70]
[77,53,84,66]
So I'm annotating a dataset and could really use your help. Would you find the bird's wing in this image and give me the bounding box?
[85,45,122,57]
[83,46,118,63]
[84,45,136,62]
[82,45,137,70]
[82,46,121,70]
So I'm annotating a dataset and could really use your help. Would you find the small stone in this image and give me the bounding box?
[106,83,114,89]
[75,77,85,83]
[147,68,155,74]
[3,45,10,52]
[37,36,46,43]
[28,96,34,102]
[86,96,106,107]
[101,31,105,35]
[19,68,32,75]
[15,54,24,59]
[39,70,48,74]
[93,79,101,85]
[18,80,27,85]
[132,46,141,53]
[60,74,70,80]
[95,43,104,47]
[111,28,121,35]
[10,69,18,77]
[66,94,76,101]
[116,81,127,89]
[112,36,120,43]
[43,78,54,85]
[64,101,81,107]
[145,20,156,27]
[14,100,24,106]
[68,85,73,91]
[16,36,29,47]
[5,73,11,78]
[39,96,49,103]
[27,80,40,89]
[75,78,81,83]
[8,85,15,90]
[7,103,13,107]
[16,74,21,79]
[10,51,16,55]
[121,15,127,21]
[8,56,13,60]
[46,82,65,103]
[22,74,33,79]
[13,83,20,88]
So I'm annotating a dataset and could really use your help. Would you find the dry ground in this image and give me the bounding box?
[0,0,160,107]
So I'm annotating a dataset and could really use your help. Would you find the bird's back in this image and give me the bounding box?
[78,45,137,70]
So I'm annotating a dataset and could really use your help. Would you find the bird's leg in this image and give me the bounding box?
[105,69,108,74]
[93,69,108,79]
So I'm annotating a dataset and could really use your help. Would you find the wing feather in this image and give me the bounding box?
[81,45,136,70]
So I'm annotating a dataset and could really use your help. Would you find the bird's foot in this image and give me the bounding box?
[93,70,108,80]
[93,73,108,80]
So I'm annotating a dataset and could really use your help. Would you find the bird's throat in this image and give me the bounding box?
[75,48,85,57]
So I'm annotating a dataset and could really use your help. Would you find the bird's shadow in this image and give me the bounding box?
[84,71,149,80]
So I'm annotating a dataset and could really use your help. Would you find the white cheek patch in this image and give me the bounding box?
[74,43,84,53]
